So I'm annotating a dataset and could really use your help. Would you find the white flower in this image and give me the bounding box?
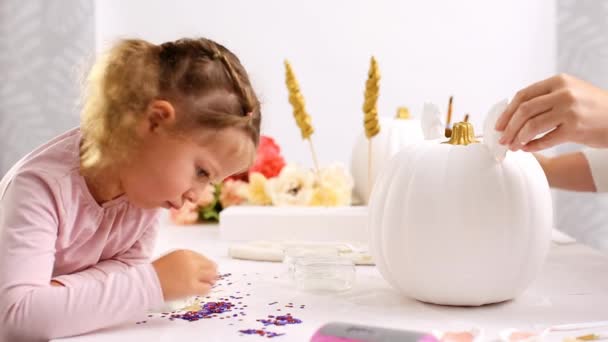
[421,102,444,140]
[312,163,354,206]
[266,164,315,206]
[317,163,354,190]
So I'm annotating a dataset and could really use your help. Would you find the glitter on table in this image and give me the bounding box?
[239,329,285,338]
[257,314,303,327]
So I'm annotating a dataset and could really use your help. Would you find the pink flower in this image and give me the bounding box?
[219,180,248,208]
[230,136,286,182]
[250,136,285,179]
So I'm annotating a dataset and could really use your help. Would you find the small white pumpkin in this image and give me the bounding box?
[351,108,425,204]
[368,102,553,306]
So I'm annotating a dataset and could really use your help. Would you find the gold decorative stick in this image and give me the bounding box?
[445,96,454,137]
[576,334,601,341]
[284,60,319,171]
[363,56,381,198]
[396,106,411,119]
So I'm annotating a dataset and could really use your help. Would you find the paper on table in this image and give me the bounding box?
[228,242,285,262]
[228,240,374,265]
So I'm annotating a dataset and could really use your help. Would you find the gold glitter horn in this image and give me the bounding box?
[363,56,381,198]
[284,60,320,172]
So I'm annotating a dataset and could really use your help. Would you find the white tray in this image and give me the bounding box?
[219,206,369,242]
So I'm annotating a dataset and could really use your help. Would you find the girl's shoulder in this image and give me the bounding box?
[1,128,81,201]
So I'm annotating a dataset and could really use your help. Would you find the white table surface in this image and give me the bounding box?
[55,223,608,342]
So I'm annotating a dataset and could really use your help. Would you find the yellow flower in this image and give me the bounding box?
[248,173,272,205]
[309,185,341,206]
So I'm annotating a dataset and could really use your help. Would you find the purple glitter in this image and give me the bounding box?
[257,314,302,326]
[145,271,307,340]
[239,329,285,338]
[170,301,234,322]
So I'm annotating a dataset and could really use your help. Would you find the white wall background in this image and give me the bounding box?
[552,0,608,252]
[95,0,556,168]
[0,0,94,176]
[6,1,608,251]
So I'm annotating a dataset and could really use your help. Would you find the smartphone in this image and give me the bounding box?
[311,322,438,342]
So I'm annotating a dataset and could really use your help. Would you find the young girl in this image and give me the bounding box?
[495,73,608,192]
[0,37,261,341]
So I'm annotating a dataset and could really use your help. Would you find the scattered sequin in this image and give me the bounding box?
[257,314,302,327]
[170,301,234,322]
[140,271,306,339]
[239,329,285,338]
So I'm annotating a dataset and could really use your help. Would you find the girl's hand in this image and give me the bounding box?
[495,74,608,152]
[152,249,218,301]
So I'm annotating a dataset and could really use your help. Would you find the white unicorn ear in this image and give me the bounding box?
[421,102,444,140]
[483,99,510,162]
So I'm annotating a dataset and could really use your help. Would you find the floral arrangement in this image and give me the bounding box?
[170,136,354,225]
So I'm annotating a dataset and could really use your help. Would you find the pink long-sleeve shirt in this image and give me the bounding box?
[0,128,164,341]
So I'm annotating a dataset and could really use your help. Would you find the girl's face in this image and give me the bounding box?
[120,102,256,210]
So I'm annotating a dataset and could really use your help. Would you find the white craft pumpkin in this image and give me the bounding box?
[368,117,553,306]
[351,110,424,204]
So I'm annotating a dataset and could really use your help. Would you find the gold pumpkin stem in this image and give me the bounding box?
[396,106,410,119]
[444,121,480,145]
[464,113,470,122]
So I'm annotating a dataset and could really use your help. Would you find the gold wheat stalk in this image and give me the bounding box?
[284,60,320,172]
[363,56,381,199]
